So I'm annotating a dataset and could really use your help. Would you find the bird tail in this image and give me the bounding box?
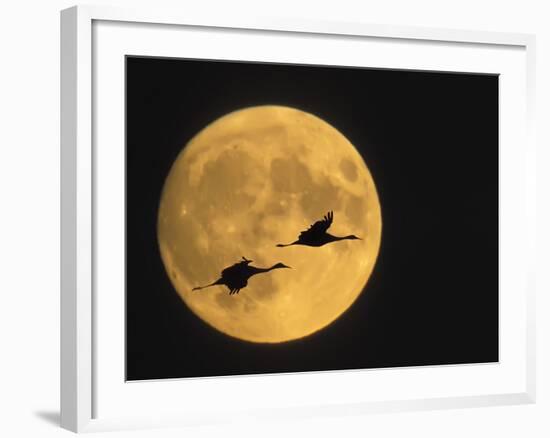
[192,279,221,291]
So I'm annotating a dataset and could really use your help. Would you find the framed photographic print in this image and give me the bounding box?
[61,5,536,433]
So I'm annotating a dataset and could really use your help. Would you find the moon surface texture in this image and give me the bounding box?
[158,106,382,343]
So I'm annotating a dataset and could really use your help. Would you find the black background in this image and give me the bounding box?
[126,56,498,380]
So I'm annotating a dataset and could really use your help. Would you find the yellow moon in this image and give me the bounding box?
[158,106,382,343]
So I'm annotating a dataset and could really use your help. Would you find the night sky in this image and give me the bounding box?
[126,56,498,381]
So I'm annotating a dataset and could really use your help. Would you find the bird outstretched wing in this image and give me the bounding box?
[221,257,251,278]
[299,211,334,238]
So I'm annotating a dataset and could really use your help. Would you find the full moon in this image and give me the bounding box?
[158,106,382,343]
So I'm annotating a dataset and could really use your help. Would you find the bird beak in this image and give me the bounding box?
[285,265,292,269]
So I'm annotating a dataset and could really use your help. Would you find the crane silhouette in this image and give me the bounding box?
[276,211,361,248]
[192,257,291,295]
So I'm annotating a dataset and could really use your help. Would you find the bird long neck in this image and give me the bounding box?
[249,265,280,276]
[330,234,356,242]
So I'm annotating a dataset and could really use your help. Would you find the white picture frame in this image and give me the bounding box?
[60,4,536,433]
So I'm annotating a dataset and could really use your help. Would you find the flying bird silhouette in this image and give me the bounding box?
[192,257,291,295]
[276,211,361,248]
